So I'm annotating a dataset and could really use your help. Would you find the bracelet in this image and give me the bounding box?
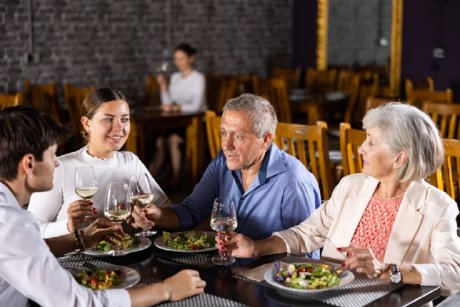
[74,229,86,251]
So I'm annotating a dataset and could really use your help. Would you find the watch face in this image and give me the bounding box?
[390,272,402,284]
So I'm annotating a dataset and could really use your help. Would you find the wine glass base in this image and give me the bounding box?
[212,255,236,265]
[135,230,157,237]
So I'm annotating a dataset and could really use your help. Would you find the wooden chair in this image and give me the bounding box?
[63,84,96,138]
[365,96,392,110]
[274,121,333,200]
[422,102,460,139]
[405,77,434,99]
[0,92,22,109]
[23,81,61,123]
[345,74,379,127]
[407,88,453,108]
[145,74,161,107]
[271,67,301,90]
[253,77,292,123]
[336,69,355,92]
[216,77,238,113]
[305,68,337,94]
[339,122,366,176]
[432,138,460,200]
[205,111,222,159]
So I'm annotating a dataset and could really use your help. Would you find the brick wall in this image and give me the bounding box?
[0,0,293,103]
[328,0,391,67]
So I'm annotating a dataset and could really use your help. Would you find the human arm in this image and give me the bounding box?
[28,163,72,238]
[128,269,205,306]
[216,231,288,258]
[178,72,206,112]
[46,218,123,257]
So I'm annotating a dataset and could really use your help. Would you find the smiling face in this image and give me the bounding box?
[173,50,195,72]
[220,110,271,172]
[82,100,130,159]
[357,127,399,181]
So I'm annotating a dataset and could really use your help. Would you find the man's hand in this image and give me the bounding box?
[161,270,206,301]
[215,231,258,258]
[131,204,160,230]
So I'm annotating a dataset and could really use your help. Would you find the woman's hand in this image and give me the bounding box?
[161,269,206,301]
[82,218,124,247]
[215,231,258,258]
[66,200,95,233]
[342,246,388,279]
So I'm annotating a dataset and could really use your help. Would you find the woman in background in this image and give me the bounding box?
[28,87,171,238]
[149,43,206,190]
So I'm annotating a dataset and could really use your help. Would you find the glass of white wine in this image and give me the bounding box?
[210,197,237,265]
[129,173,156,237]
[74,165,98,220]
[104,182,131,224]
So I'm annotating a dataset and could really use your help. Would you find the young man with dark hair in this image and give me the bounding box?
[0,106,205,306]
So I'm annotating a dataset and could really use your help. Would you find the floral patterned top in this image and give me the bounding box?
[350,193,404,261]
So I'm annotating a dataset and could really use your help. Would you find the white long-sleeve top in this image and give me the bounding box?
[28,147,172,238]
[161,70,206,112]
[0,182,131,307]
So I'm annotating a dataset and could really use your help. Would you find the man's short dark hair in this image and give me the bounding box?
[0,105,67,180]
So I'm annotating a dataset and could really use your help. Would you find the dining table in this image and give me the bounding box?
[125,106,205,184]
[59,233,441,307]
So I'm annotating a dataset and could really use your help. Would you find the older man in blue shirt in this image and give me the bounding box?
[134,94,321,257]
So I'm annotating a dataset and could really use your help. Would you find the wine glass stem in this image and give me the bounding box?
[218,232,228,259]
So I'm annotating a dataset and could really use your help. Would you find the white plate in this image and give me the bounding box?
[264,263,355,296]
[154,231,217,253]
[67,263,140,289]
[83,237,151,257]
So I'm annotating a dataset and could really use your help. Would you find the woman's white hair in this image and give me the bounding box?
[362,102,444,182]
[222,93,277,138]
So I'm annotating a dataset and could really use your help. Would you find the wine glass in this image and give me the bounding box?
[104,182,131,224]
[74,166,98,221]
[129,173,156,237]
[104,182,130,255]
[210,197,238,265]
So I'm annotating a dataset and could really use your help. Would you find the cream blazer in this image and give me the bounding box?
[274,173,460,292]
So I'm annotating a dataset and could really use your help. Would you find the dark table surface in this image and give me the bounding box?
[95,235,440,307]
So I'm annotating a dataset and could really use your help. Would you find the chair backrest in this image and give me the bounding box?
[422,102,460,139]
[405,77,434,98]
[274,121,333,200]
[305,68,337,94]
[407,88,453,108]
[339,122,366,176]
[432,138,460,200]
[271,67,301,90]
[63,84,96,139]
[253,77,292,123]
[0,92,23,109]
[345,74,379,127]
[216,77,238,113]
[205,111,222,159]
[23,80,60,123]
[365,96,391,111]
[145,74,161,107]
[336,69,354,92]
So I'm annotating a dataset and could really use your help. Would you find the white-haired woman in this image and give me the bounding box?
[218,102,460,294]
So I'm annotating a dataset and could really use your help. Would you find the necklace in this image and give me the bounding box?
[86,147,110,161]
[378,185,405,200]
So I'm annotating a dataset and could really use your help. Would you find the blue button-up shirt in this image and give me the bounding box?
[172,144,321,257]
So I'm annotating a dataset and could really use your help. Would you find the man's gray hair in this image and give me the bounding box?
[222,93,277,138]
[362,102,444,182]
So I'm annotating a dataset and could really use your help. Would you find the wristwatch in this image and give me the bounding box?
[390,264,402,285]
